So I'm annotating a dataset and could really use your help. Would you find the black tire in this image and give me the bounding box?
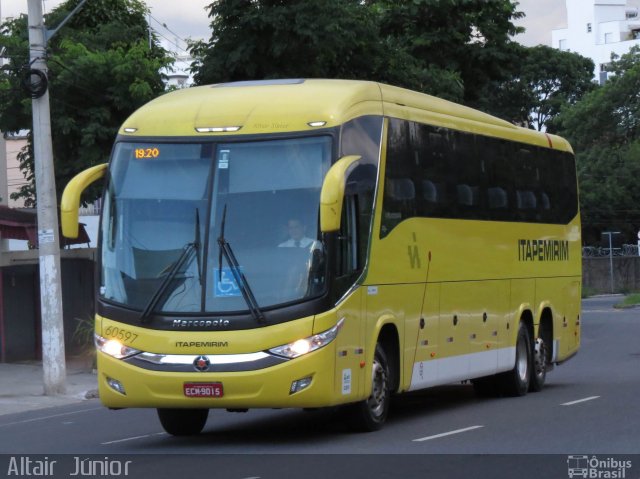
[529,336,548,392]
[346,344,391,432]
[157,408,209,436]
[497,322,532,397]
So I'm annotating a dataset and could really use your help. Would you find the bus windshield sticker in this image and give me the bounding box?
[214,267,242,297]
[342,369,352,395]
[218,150,230,169]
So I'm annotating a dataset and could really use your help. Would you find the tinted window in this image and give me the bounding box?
[381,118,578,237]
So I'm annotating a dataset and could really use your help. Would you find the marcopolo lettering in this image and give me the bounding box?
[172,319,231,329]
[518,239,569,262]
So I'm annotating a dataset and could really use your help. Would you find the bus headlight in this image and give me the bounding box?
[95,334,141,359]
[269,318,344,359]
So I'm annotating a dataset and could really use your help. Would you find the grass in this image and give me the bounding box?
[613,293,640,309]
[581,286,599,299]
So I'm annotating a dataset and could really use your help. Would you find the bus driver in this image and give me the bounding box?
[278,219,321,250]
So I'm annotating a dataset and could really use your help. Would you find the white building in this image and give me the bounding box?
[553,0,640,83]
[159,39,194,89]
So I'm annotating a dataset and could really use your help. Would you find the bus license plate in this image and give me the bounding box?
[183,383,223,398]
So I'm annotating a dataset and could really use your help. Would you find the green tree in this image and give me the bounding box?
[554,46,640,243]
[0,0,172,206]
[376,0,524,103]
[191,0,524,103]
[480,45,595,130]
[191,0,387,85]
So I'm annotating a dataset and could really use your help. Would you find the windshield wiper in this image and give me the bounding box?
[217,204,265,324]
[194,208,203,286]
[139,209,202,323]
[139,242,196,323]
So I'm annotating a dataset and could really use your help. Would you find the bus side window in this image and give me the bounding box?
[333,193,361,300]
[385,177,416,223]
[487,187,508,210]
[456,184,480,207]
[337,194,358,276]
[421,179,447,213]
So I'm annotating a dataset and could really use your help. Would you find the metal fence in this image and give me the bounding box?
[78,198,102,217]
[582,244,639,257]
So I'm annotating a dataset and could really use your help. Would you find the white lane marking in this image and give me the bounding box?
[101,432,166,445]
[582,309,622,313]
[561,396,600,406]
[413,425,484,442]
[0,407,103,428]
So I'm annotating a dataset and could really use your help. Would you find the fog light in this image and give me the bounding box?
[106,376,126,395]
[290,376,312,395]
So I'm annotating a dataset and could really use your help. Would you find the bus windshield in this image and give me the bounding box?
[100,136,332,314]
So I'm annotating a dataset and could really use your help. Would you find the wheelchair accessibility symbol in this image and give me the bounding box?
[214,268,243,297]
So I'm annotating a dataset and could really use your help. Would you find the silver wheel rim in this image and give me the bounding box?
[534,338,546,380]
[367,357,388,418]
[516,334,528,382]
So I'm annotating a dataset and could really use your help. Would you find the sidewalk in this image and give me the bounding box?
[0,357,98,416]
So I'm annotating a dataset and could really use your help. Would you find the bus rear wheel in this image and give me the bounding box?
[157,408,209,436]
[346,343,391,432]
[529,337,548,392]
[497,322,532,396]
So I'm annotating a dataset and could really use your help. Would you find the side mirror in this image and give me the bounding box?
[320,155,361,232]
[60,163,108,238]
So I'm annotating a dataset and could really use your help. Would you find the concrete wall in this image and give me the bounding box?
[583,256,640,294]
[0,249,96,362]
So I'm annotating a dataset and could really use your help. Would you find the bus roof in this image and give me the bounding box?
[119,79,571,152]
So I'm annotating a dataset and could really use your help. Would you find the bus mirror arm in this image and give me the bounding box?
[60,163,108,238]
[320,155,361,232]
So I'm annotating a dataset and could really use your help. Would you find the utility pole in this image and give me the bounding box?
[27,0,66,395]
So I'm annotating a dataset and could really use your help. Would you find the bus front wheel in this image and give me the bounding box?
[346,343,391,432]
[157,408,209,436]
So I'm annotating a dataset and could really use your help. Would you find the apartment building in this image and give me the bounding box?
[552,0,640,83]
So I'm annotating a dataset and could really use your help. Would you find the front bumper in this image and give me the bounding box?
[97,342,341,409]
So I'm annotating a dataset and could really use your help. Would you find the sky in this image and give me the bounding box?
[0,0,213,53]
[1,0,639,49]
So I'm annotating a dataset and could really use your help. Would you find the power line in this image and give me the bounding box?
[148,13,190,47]
[150,27,191,55]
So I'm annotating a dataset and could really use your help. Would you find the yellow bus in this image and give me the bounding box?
[61,79,581,435]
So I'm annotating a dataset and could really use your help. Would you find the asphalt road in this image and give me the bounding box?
[1,296,638,478]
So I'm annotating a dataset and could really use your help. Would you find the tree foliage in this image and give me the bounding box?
[554,46,640,243]
[0,0,172,206]
[480,45,595,130]
[376,0,524,103]
[191,0,387,85]
[191,0,524,103]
